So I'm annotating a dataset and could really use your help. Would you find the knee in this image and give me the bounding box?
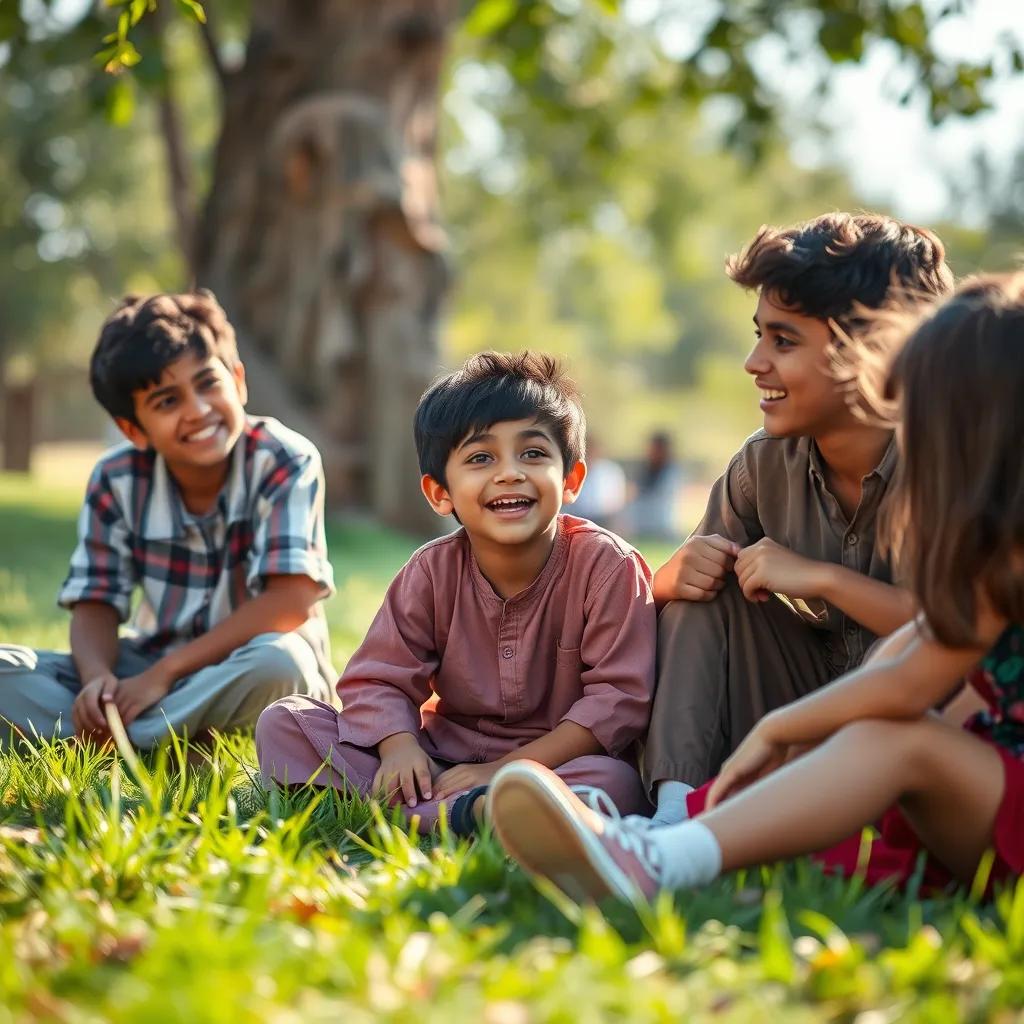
[834,717,935,780]
[657,581,739,644]
[241,635,319,698]
[0,645,40,674]
[254,697,304,757]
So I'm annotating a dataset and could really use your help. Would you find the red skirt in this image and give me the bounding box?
[685,741,1024,893]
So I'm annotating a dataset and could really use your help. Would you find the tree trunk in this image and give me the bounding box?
[195,0,453,534]
[1,377,35,474]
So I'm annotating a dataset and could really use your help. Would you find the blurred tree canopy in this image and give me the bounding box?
[0,1,1018,520]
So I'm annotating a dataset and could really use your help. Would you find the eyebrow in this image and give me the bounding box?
[753,314,805,338]
[143,366,217,407]
[458,427,555,450]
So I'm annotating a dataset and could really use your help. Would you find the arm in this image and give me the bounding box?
[560,550,657,757]
[734,538,915,636]
[68,601,122,735]
[112,574,323,725]
[706,612,1003,808]
[69,601,121,683]
[59,463,138,734]
[433,721,602,800]
[154,575,321,682]
[116,446,337,723]
[496,720,601,769]
[761,614,998,748]
[814,564,916,636]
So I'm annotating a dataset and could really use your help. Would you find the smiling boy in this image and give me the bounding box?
[256,352,655,832]
[0,292,335,747]
[642,213,954,824]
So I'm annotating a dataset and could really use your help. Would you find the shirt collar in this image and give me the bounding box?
[468,515,571,606]
[139,425,251,541]
[806,431,897,485]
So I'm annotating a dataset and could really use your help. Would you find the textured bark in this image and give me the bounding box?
[1,378,35,474]
[195,0,453,533]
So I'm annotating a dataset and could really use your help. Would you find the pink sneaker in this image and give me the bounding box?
[486,761,665,904]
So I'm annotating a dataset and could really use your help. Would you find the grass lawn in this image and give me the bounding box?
[1,472,1022,1022]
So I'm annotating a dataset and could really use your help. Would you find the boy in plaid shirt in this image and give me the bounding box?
[0,291,335,748]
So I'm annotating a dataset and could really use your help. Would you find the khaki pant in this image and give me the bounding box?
[0,632,330,749]
[641,576,841,794]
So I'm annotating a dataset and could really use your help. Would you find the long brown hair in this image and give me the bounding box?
[882,272,1024,646]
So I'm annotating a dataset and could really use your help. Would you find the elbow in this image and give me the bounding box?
[269,593,319,633]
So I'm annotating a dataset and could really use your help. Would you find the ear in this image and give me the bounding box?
[232,360,248,406]
[114,417,150,452]
[561,459,587,505]
[420,474,455,517]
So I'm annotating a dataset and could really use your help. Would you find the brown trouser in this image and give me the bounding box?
[641,576,842,795]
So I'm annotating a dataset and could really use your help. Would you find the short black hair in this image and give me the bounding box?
[89,290,240,423]
[726,212,954,330]
[414,351,586,487]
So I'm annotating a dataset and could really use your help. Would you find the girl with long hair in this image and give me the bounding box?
[486,273,1024,902]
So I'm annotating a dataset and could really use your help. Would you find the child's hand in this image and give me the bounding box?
[654,534,741,603]
[705,723,789,809]
[71,672,119,737]
[374,732,439,807]
[433,761,500,801]
[734,538,824,603]
[112,664,175,727]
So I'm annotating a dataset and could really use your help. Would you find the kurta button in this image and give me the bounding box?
[502,647,513,659]
[846,625,856,636]
[846,533,858,545]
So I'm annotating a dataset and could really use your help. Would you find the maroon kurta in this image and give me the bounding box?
[335,514,655,761]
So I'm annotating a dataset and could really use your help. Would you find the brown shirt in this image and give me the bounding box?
[334,515,656,762]
[695,429,898,671]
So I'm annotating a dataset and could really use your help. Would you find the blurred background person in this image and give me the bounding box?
[625,431,684,541]
[571,437,627,532]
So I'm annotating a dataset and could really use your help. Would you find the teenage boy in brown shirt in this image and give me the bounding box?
[642,213,954,825]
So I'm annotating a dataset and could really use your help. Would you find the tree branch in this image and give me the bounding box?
[151,4,197,278]
[197,3,227,92]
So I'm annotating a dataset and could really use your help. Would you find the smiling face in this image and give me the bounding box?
[116,351,248,474]
[421,418,586,549]
[744,290,855,439]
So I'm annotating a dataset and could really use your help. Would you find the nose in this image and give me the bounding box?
[493,455,525,483]
[184,389,213,418]
[744,336,771,377]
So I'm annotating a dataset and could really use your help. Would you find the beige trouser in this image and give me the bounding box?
[0,632,329,749]
[641,576,841,795]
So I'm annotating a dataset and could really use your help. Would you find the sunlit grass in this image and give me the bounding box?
[3,472,1024,1021]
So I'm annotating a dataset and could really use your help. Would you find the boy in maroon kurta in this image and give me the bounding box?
[256,352,656,831]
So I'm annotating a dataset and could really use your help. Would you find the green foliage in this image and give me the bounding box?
[5,476,1024,1020]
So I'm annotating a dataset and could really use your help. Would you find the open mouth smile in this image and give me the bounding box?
[182,422,223,443]
[758,386,788,406]
[485,496,537,517]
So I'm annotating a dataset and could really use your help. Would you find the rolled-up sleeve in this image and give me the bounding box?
[335,556,439,750]
[58,465,136,621]
[560,552,656,755]
[248,452,335,598]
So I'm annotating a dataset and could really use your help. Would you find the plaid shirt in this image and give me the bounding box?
[59,416,336,686]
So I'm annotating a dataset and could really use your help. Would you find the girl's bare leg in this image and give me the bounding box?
[703,715,1005,883]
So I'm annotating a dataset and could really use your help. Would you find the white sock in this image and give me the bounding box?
[651,780,694,825]
[648,820,723,890]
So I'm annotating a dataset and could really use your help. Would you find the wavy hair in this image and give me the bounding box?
[881,272,1024,646]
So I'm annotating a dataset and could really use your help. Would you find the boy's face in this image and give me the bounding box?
[421,417,586,547]
[116,350,248,472]
[744,290,854,438]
